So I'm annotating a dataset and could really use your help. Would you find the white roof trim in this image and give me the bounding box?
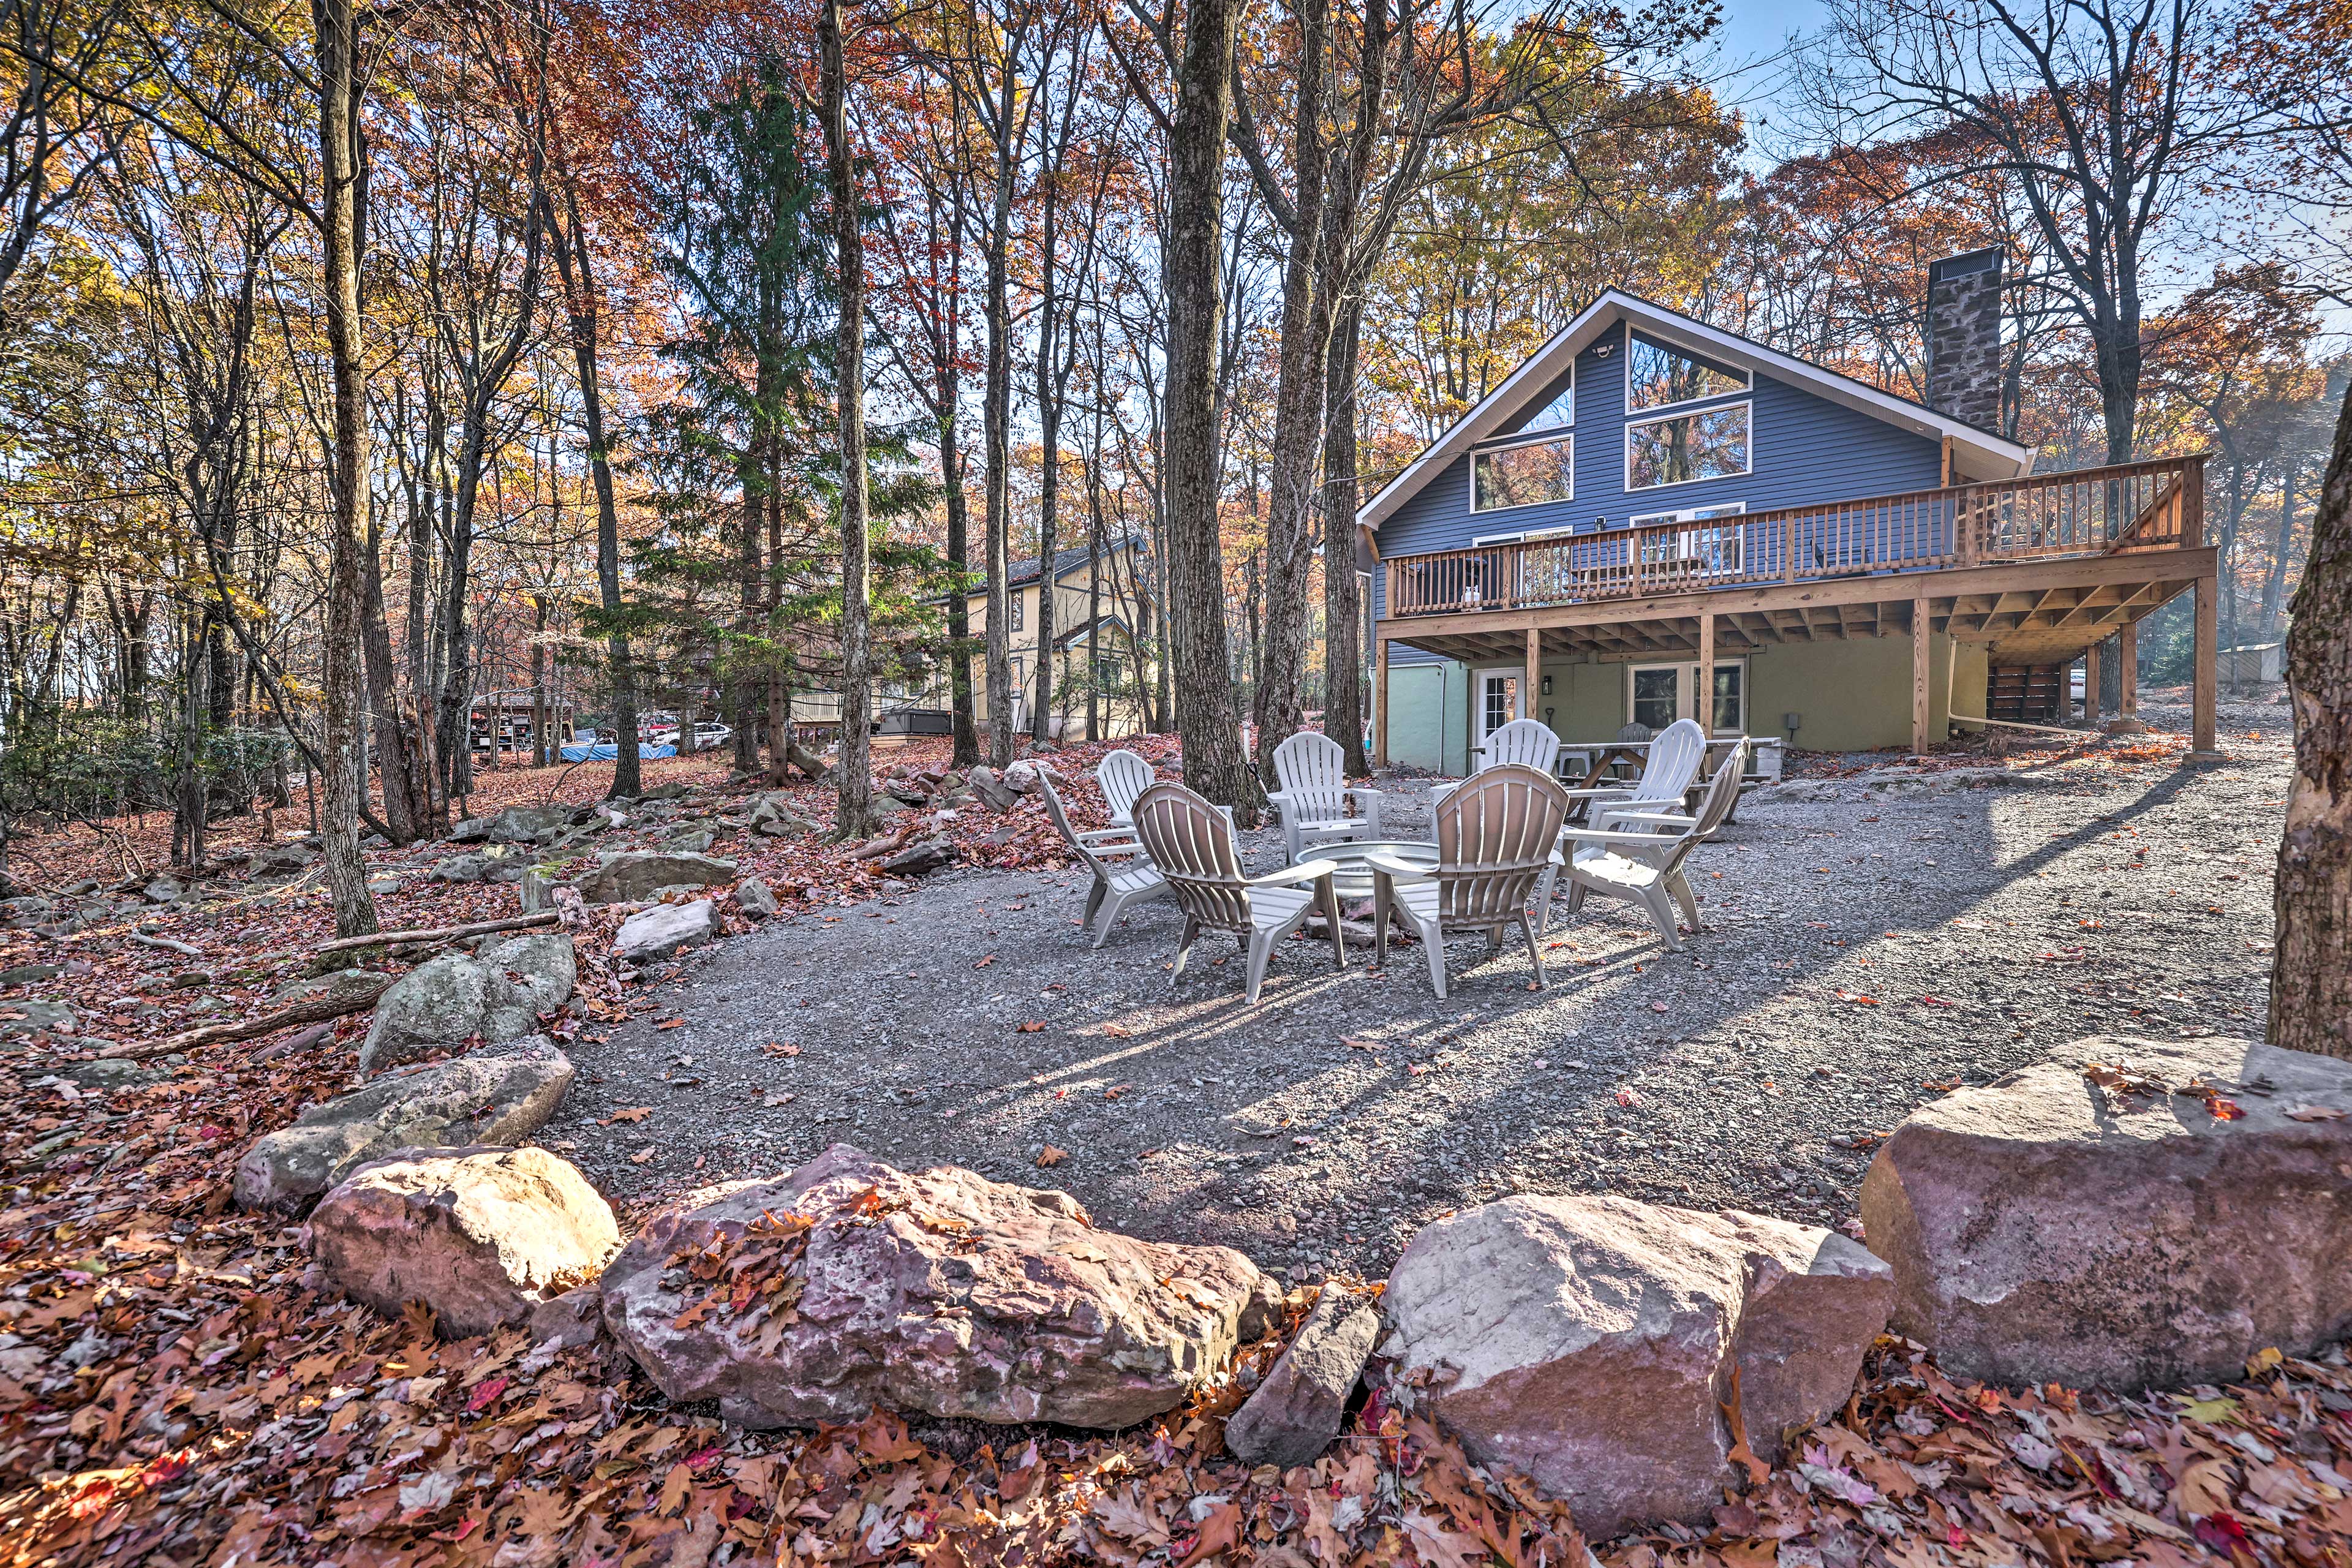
[1357,290,2037,533]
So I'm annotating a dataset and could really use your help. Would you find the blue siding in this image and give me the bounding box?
[1372,321,1945,655]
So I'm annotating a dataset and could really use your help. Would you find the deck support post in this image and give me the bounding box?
[2084,642,2101,725]
[1373,635,1390,768]
[1524,626,1540,724]
[1695,612,1714,735]
[1911,597,1932,755]
[2119,622,2138,717]
[2192,573,2218,755]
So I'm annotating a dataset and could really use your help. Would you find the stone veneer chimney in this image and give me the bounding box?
[1924,247,2003,435]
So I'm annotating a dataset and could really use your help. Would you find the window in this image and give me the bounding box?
[1627,660,1747,734]
[1627,403,1751,490]
[1008,590,1025,633]
[1631,666,1679,732]
[1626,331,1749,411]
[1520,371,1573,432]
[1630,502,1746,575]
[1471,434,1574,511]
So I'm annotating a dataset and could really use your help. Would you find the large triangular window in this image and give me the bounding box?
[1518,372,1573,432]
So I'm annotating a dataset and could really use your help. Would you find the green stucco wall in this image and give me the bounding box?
[1387,634,1992,771]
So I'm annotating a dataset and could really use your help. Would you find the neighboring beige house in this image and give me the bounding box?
[957,538,1156,738]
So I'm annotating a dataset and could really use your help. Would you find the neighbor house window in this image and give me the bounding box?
[1627,403,1751,489]
[1626,331,1749,410]
[1472,434,1574,511]
[1008,590,1025,633]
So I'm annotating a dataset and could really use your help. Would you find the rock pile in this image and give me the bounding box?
[310,1146,619,1338]
[1860,1034,2352,1390]
[235,1046,574,1212]
[1381,1195,1893,1539]
[600,1145,1276,1430]
[358,932,577,1071]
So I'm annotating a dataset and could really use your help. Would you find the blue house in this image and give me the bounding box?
[1360,266,2220,767]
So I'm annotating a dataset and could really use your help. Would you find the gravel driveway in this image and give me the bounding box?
[545,699,2288,1284]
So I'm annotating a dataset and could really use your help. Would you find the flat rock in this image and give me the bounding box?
[571,850,737,905]
[880,837,954,877]
[0,963,62,984]
[358,933,576,1072]
[1224,1282,1379,1468]
[734,878,779,918]
[601,1144,1276,1430]
[0,998,75,1039]
[615,900,720,963]
[311,1145,620,1337]
[1860,1035,2352,1390]
[1382,1195,1892,1539]
[233,1046,574,1212]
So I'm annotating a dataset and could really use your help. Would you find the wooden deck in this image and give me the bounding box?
[1373,454,2219,758]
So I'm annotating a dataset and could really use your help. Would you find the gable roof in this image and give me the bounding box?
[988,535,1139,595]
[1357,290,2037,534]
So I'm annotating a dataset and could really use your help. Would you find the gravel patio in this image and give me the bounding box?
[545,698,2288,1285]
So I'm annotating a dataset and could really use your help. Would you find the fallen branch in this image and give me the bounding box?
[129,931,205,958]
[100,973,394,1060]
[313,910,560,956]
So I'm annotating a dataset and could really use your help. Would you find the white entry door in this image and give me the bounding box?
[1478,671,1522,744]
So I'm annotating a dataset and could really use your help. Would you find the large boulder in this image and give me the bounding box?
[233,1046,574,1213]
[570,850,736,905]
[1224,1282,1379,1468]
[601,1144,1277,1431]
[311,1146,620,1338]
[614,899,721,963]
[358,933,576,1072]
[1381,1196,1893,1539]
[1860,1036,2352,1391]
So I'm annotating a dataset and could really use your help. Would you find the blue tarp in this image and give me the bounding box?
[558,742,677,762]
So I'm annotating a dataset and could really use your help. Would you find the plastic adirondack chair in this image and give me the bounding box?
[1267,731,1385,865]
[1130,781,1348,1003]
[1538,718,1708,918]
[1560,717,1705,818]
[1369,764,1569,1000]
[1431,718,1561,809]
[1096,749,1156,827]
[1548,745,1744,949]
[1038,772,1174,947]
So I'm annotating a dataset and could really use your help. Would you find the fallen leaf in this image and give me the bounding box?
[1015,1020,1046,1033]
[655,1019,685,1031]
[1036,1146,1070,1167]
[629,1147,655,1165]
[602,1108,653,1125]
[2285,1105,2346,1121]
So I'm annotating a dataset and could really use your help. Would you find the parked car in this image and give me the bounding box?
[690,723,733,752]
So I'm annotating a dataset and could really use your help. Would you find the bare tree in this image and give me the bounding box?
[821,0,881,839]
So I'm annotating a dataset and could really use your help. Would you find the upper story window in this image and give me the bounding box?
[1626,403,1751,490]
[1518,370,1573,432]
[1471,434,1574,512]
[1009,589,1025,633]
[1626,331,1749,411]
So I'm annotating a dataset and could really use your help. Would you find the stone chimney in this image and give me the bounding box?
[1924,247,2003,434]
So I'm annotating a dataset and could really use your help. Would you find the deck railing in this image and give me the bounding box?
[1382,453,2204,620]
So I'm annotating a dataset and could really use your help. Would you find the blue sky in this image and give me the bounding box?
[1706,1,1831,165]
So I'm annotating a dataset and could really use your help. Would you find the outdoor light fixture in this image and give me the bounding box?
[1540,675,1553,696]
[1784,711,1803,743]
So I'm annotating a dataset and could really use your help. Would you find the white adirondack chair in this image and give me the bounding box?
[1548,745,1744,949]
[1369,764,1570,999]
[1267,731,1384,867]
[1096,749,1156,827]
[1038,772,1173,947]
[1536,717,1707,921]
[1430,718,1561,809]
[1564,717,1705,816]
[1131,781,1348,1003]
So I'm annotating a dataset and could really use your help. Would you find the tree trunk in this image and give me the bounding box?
[361,514,422,843]
[1322,293,1368,775]
[548,179,641,798]
[1031,198,1060,746]
[2261,455,2299,642]
[2272,380,2352,1059]
[821,0,881,840]
[314,0,379,937]
[943,405,979,766]
[1163,0,1254,816]
[981,59,1017,771]
[1249,0,1328,775]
